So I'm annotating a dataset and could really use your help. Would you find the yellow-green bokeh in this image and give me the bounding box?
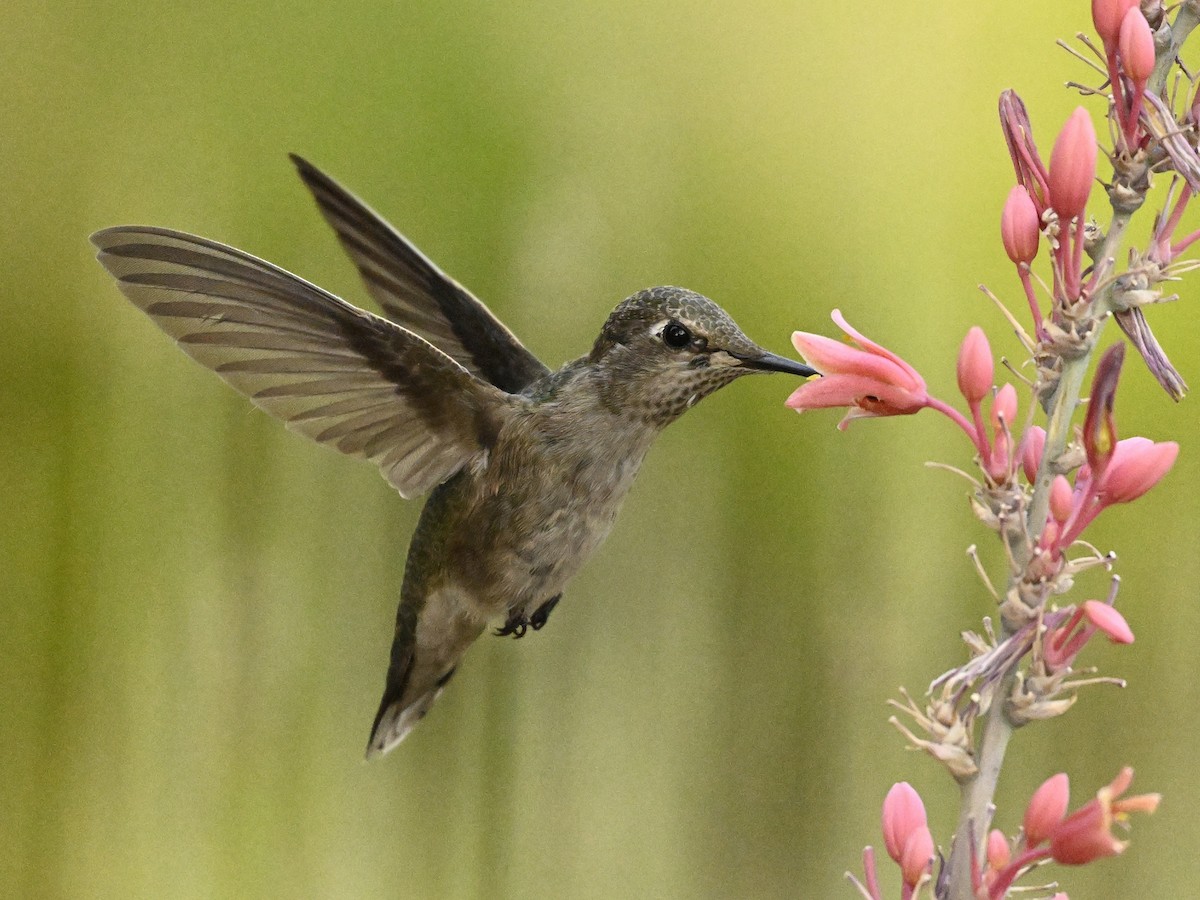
[4,2,1198,897]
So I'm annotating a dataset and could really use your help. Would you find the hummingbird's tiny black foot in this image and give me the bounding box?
[495,611,529,638]
[530,593,561,631]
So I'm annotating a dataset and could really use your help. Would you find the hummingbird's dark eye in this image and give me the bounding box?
[662,320,691,349]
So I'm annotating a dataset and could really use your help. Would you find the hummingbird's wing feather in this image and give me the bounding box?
[289,155,550,393]
[92,226,510,499]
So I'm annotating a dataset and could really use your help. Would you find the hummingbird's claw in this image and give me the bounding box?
[495,612,529,638]
[530,593,562,631]
[495,592,563,637]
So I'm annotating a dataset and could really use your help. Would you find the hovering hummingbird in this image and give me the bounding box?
[91,156,817,758]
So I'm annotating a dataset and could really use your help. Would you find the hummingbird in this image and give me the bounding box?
[91,155,817,758]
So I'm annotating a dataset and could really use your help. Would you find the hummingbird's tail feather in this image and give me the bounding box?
[364,589,485,759]
[365,666,457,758]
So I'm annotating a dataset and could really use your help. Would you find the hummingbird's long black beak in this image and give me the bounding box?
[733,350,819,378]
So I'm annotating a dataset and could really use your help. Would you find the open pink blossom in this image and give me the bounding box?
[1048,768,1160,865]
[787,311,929,430]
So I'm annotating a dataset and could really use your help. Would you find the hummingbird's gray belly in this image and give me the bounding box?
[439,444,647,622]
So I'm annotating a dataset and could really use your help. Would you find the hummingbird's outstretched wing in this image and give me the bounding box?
[92,226,511,499]
[289,154,550,394]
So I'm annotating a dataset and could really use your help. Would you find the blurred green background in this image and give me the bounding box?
[4,2,1199,897]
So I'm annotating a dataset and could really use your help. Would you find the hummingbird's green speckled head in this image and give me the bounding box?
[586,286,817,425]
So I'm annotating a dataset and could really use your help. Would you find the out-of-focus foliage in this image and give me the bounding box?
[3,2,1198,897]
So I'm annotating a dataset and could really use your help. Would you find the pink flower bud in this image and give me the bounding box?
[1025,773,1070,846]
[991,383,1018,431]
[956,327,993,405]
[986,828,1011,870]
[1001,185,1040,263]
[1048,108,1098,221]
[1039,517,1061,552]
[899,826,934,889]
[882,782,927,863]
[1119,8,1156,84]
[1049,475,1075,524]
[1093,0,1140,47]
[1082,600,1134,644]
[1021,426,1046,484]
[1097,437,1179,503]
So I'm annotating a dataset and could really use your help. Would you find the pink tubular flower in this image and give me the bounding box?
[1082,599,1135,643]
[1048,768,1160,865]
[957,327,993,405]
[1001,185,1040,264]
[1043,601,1134,671]
[1024,774,1070,846]
[1096,437,1180,503]
[787,311,929,430]
[1048,108,1098,221]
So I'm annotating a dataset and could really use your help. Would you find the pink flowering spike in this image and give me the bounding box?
[1082,600,1134,644]
[999,91,1050,213]
[1021,425,1047,484]
[1048,108,1098,221]
[1093,0,1140,48]
[1049,475,1075,524]
[787,312,929,428]
[882,782,928,863]
[1098,436,1179,503]
[1119,8,1155,84]
[899,826,935,889]
[1025,773,1071,846]
[1083,344,1124,476]
[1002,186,1040,264]
[1049,768,1160,865]
[957,327,993,405]
[986,829,1011,870]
